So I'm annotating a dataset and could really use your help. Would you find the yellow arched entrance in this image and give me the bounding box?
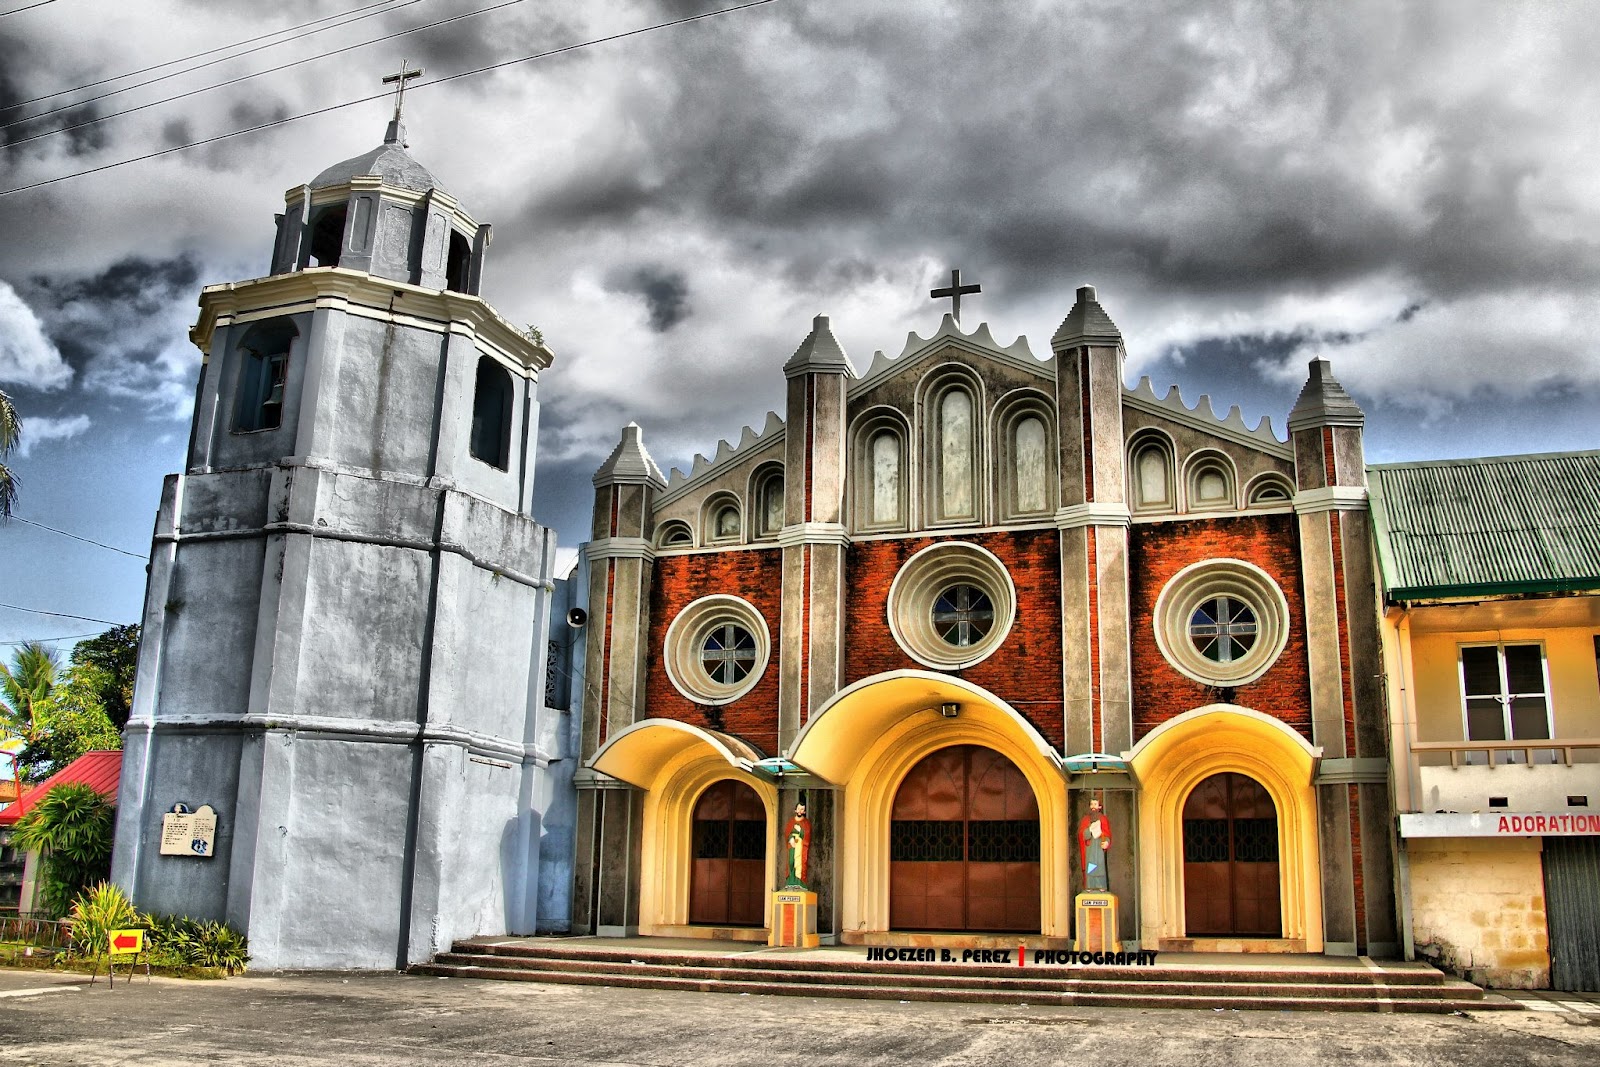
[789,671,1069,939]
[590,720,777,936]
[1127,704,1323,951]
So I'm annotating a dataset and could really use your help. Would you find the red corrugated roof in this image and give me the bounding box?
[0,751,122,827]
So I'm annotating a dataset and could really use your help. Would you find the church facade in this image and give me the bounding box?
[575,288,1398,956]
[111,115,576,968]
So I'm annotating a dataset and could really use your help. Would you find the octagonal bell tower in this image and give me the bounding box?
[113,105,571,968]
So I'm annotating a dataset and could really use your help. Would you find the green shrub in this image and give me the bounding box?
[145,913,250,975]
[66,881,138,956]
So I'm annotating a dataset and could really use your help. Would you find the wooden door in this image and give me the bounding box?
[1182,772,1281,937]
[689,780,766,927]
[890,746,1040,932]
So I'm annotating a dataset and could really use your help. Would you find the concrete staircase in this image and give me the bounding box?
[413,939,1520,1014]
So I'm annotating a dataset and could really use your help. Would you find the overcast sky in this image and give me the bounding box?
[2,0,1599,666]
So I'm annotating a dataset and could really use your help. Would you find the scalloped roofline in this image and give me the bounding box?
[1124,375,1292,460]
[849,313,1047,396]
[655,409,787,505]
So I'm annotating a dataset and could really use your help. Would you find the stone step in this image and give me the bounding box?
[412,960,1518,1013]
[451,940,1451,987]
[430,951,1476,1000]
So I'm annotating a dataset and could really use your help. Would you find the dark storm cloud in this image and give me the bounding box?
[517,1,1600,315]
[618,265,690,332]
[33,256,199,317]
[20,256,202,415]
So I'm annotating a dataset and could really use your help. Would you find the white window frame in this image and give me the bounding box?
[1456,641,1555,765]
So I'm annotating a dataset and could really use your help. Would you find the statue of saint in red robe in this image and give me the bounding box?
[782,801,811,889]
[1077,797,1112,892]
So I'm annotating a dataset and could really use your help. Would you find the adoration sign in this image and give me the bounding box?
[1399,811,1600,838]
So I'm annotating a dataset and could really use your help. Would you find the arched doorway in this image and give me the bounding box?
[689,780,766,926]
[1182,772,1282,936]
[889,745,1040,932]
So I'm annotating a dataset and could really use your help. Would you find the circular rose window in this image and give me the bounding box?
[887,542,1016,670]
[1153,559,1288,687]
[664,595,770,705]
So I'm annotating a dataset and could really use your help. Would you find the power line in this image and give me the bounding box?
[0,631,102,646]
[4,0,431,131]
[0,602,126,626]
[0,0,781,198]
[5,0,511,144]
[0,0,59,18]
[3,0,413,114]
[7,515,145,559]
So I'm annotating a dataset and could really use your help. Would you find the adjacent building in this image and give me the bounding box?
[1373,451,1600,991]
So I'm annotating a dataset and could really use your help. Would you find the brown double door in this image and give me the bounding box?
[1182,772,1282,937]
[890,745,1041,932]
[689,780,765,927]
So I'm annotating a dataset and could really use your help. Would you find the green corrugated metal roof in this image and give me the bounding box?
[1368,450,1600,601]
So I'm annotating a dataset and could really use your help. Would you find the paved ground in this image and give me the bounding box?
[1,966,1599,1066]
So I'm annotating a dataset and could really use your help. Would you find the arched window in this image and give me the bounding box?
[851,412,909,532]
[1186,453,1237,512]
[309,204,347,268]
[656,521,693,548]
[1128,433,1175,513]
[704,494,741,543]
[751,466,785,538]
[234,319,297,433]
[470,356,513,470]
[871,431,902,525]
[1013,416,1048,515]
[933,385,977,523]
[1247,474,1294,507]
[445,231,472,293]
[996,400,1054,521]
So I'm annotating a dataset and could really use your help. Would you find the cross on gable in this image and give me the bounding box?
[930,268,981,323]
[381,59,424,146]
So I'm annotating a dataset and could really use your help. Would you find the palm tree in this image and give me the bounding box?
[0,385,18,518]
[11,782,116,918]
[0,641,58,793]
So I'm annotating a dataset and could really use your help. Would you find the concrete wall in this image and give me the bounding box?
[1407,837,1550,988]
[114,280,568,968]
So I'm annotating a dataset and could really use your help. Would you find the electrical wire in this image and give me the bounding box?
[0,0,781,198]
[0,602,126,626]
[5,0,513,144]
[0,0,59,18]
[3,0,415,115]
[6,516,145,559]
[0,631,102,646]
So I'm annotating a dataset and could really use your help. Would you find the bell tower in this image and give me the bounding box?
[113,101,569,968]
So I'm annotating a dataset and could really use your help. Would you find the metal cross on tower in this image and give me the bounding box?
[382,59,424,146]
[930,268,981,324]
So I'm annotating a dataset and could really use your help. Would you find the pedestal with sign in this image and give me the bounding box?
[1073,892,1122,954]
[770,889,819,948]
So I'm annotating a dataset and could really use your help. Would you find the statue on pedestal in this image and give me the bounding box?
[1077,796,1113,892]
[782,799,811,890]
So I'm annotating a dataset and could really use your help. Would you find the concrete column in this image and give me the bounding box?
[778,316,854,752]
[1051,287,1132,755]
[1289,357,1397,956]
[587,425,666,748]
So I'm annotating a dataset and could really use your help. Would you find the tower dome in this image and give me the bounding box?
[268,68,489,293]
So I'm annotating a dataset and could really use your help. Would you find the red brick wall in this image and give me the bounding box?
[1127,515,1313,743]
[843,531,1066,750]
[647,549,785,756]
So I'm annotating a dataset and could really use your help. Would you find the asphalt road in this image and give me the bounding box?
[1,967,1598,1066]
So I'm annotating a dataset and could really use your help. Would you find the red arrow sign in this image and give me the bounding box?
[113,934,139,950]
